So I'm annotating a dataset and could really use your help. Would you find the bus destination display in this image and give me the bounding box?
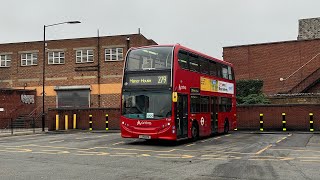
[125,74,169,86]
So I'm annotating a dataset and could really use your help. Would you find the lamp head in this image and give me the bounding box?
[67,21,81,24]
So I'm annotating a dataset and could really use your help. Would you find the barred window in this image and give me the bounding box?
[21,53,38,66]
[48,51,65,64]
[76,49,94,63]
[0,54,11,67]
[105,48,123,61]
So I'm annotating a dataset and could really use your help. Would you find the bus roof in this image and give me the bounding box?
[128,44,233,67]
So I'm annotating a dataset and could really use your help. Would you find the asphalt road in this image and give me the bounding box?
[0,131,319,180]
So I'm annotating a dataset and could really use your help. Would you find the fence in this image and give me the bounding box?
[0,117,43,135]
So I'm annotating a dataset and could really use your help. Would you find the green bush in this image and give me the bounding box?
[236,79,270,104]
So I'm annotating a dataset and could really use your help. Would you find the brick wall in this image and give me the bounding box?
[47,108,120,130]
[223,39,320,95]
[0,89,37,128]
[0,33,157,118]
[237,104,320,131]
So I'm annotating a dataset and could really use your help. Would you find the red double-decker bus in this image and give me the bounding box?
[121,44,236,141]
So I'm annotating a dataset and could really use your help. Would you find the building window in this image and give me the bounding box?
[105,48,123,61]
[0,54,11,67]
[21,53,38,66]
[56,89,90,108]
[76,49,94,63]
[48,51,65,64]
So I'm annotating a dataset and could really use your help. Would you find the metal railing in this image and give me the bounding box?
[288,67,320,94]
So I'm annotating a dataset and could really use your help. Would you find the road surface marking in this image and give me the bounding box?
[112,141,124,146]
[49,140,64,144]
[255,145,272,155]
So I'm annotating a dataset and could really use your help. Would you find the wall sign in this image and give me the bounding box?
[0,108,4,112]
[21,95,35,104]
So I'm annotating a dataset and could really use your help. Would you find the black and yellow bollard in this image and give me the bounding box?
[282,113,286,132]
[106,114,109,131]
[310,113,314,132]
[89,114,93,131]
[260,113,264,131]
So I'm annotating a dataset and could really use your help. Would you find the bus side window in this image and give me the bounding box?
[209,61,217,76]
[228,66,233,80]
[199,57,209,74]
[189,53,199,72]
[216,63,222,78]
[219,97,232,112]
[221,65,228,79]
[200,96,209,112]
[178,51,189,70]
[191,95,200,113]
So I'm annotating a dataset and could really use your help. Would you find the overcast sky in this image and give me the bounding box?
[1,0,319,59]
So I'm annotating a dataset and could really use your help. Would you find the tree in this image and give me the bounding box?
[236,79,270,105]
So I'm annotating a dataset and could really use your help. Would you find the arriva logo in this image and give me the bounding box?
[137,120,152,126]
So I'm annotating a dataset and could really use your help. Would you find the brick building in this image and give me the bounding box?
[0,33,157,117]
[223,18,320,96]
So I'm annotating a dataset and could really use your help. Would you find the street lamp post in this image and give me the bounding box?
[42,21,81,132]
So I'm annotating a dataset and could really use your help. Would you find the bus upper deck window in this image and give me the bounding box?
[178,51,189,70]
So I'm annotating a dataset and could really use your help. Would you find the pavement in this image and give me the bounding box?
[0,131,320,179]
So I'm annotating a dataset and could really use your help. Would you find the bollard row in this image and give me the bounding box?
[55,114,77,130]
[258,112,316,132]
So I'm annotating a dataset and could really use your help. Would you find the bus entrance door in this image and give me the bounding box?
[176,94,188,139]
[210,96,218,134]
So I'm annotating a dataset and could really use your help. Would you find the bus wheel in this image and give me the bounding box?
[224,120,229,134]
[191,122,199,141]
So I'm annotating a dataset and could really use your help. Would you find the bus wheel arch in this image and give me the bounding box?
[191,120,199,141]
[224,118,229,134]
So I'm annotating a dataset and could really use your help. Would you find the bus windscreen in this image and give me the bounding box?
[126,46,173,71]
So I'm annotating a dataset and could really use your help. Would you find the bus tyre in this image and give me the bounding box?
[191,122,199,141]
[224,120,229,134]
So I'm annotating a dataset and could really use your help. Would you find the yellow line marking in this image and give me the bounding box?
[96,135,109,138]
[140,154,151,157]
[200,157,229,160]
[156,154,194,159]
[0,148,32,153]
[186,143,195,147]
[49,140,64,144]
[112,142,125,146]
[110,155,134,157]
[276,136,288,143]
[297,156,320,159]
[300,160,320,162]
[116,152,138,155]
[256,145,272,155]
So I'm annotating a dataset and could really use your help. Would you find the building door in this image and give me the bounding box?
[176,94,188,138]
[210,96,218,134]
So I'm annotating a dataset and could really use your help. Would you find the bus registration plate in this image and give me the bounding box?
[139,135,151,139]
